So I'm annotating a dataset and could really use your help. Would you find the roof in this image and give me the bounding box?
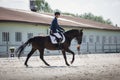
[0,7,120,30]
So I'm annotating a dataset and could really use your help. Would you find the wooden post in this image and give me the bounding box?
[87,42,89,53]
[116,39,117,53]
[95,42,96,53]
[6,41,9,54]
[102,41,104,53]
[109,43,111,52]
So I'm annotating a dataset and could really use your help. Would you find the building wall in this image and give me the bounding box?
[0,22,48,43]
[0,22,48,54]
[80,28,120,53]
[83,28,120,44]
[0,22,120,56]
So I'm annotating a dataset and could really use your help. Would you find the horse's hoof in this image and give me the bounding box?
[24,63,28,67]
[66,64,70,66]
[71,61,74,64]
[25,65,28,67]
[46,64,50,66]
[26,65,28,67]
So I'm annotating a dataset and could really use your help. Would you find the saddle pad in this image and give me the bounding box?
[50,33,65,44]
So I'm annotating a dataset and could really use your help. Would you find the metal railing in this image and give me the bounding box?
[0,42,120,57]
[80,42,120,53]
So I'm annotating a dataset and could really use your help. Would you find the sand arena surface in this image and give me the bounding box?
[0,53,120,80]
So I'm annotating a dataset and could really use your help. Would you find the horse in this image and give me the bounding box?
[16,29,83,67]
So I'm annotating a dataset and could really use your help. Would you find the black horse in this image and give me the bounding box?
[16,29,83,67]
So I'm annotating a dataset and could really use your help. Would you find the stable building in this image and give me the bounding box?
[0,7,120,56]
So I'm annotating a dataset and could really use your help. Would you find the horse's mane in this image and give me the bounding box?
[65,29,79,34]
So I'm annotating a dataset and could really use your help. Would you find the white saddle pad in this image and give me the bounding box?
[50,33,65,44]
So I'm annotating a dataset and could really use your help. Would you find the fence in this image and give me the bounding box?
[0,42,120,57]
[80,42,120,53]
[0,43,20,57]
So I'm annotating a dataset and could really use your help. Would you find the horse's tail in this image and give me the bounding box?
[16,38,33,59]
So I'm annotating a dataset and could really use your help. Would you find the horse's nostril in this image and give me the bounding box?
[77,45,80,51]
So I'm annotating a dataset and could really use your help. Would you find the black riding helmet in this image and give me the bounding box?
[54,12,60,15]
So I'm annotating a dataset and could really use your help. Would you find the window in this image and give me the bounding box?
[27,33,33,39]
[96,36,100,43]
[119,36,120,42]
[114,36,117,43]
[2,32,9,42]
[109,36,112,43]
[89,35,94,43]
[102,36,106,43]
[47,29,49,35]
[82,35,86,43]
[15,32,22,42]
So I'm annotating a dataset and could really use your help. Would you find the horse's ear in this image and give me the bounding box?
[81,28,83,31]
[80,28,83,32]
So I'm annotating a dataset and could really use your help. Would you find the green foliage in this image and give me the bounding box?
[62,12,112,25]
[79,13,112,25]
[34,1,113,25]
[35,0,53,12]
[62,12,76,16]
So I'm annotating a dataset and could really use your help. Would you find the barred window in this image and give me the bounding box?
[82,35,86,43]
[2,32,9,42]
[89,35,94,43]
[15,32,22,42]
[114,36,117,43]
[102,36,106,43]
[27,33,33,39]
[109,36,112,43]
[96,36,100,43]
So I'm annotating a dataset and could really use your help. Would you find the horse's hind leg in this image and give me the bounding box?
[39,49,50,66]
[62,50,70,66]
[24,48,36,67]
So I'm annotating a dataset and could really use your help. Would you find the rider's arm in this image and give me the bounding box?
[58,26,65,32]
[50,18,57,33]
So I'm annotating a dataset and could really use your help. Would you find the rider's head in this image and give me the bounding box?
[54,12,60,18]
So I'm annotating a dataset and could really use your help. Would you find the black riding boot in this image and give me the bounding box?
[56,38,62,50]
[58,41,62,50]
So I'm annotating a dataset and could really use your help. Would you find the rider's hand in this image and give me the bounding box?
[50,30,53,34]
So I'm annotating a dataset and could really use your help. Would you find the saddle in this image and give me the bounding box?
[50,33,65,44]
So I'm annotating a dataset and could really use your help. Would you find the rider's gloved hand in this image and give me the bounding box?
[50,30,53,35]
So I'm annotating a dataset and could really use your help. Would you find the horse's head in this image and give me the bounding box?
[75,29,83,45]
[65,29,83,44]
[74,29,83,52]
[64,29,83,52]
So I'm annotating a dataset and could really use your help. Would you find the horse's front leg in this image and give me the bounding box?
[62,50,70,66]
[66,49,75,64]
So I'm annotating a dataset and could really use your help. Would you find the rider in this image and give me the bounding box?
[50,12,65,48]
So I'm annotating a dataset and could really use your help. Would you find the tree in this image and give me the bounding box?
[35,0,53,12]
[105,19,112,25]
[44,2,53,12]
[79,13,112,25]
[31,1,113,25]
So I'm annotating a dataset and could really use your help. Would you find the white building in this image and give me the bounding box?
[0,7,120,57]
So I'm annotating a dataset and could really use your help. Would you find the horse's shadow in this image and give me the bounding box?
[26,65,78,69]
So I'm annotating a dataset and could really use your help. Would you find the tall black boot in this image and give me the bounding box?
[58,42,62,50]
[56,38,62,50]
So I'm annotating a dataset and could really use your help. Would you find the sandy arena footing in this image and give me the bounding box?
[0,53,120,80]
